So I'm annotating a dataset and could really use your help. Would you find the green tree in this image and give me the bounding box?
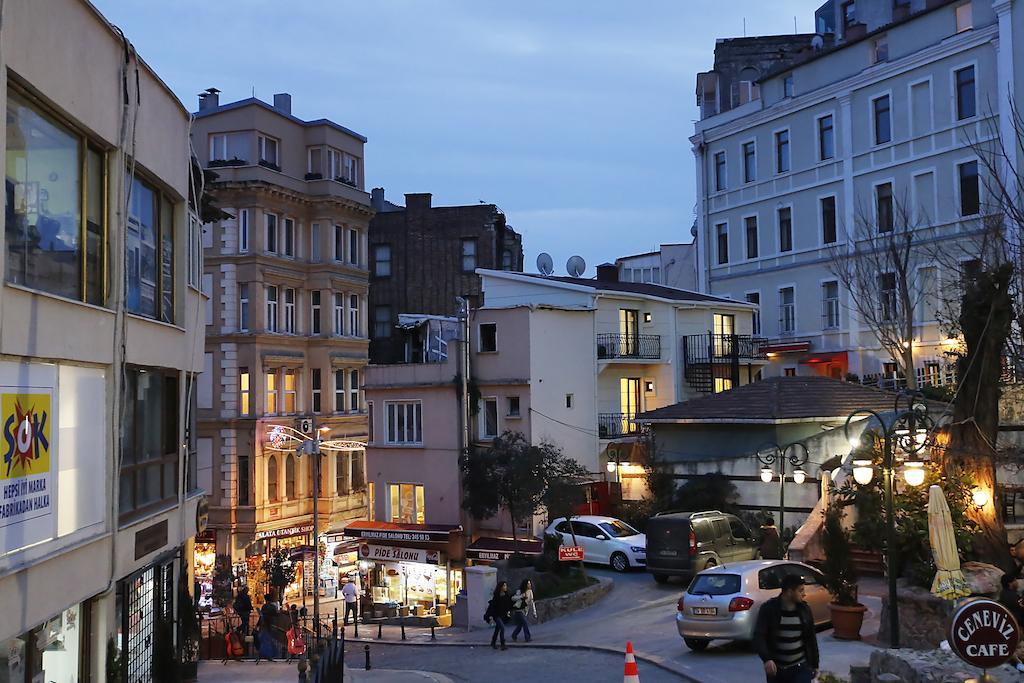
[262,548,296,592]
[820,502,859,606]
[211,554,235,609]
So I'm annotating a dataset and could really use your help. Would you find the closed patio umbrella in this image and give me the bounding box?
[928,484,971,600]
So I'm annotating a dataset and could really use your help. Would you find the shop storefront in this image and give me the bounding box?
[1,602,90,683]
[249,524,314,605]
[192,529,217,611]
[323,534,362,600]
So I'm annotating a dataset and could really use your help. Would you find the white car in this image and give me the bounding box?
[544,515,646,572]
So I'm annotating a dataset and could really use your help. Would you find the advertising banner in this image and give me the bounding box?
[1,388,55,553]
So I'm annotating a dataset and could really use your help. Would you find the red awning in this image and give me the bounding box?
[343,520,462,543]
[762,341,811,354]
[466,536,543,561]
[799,351,848,365]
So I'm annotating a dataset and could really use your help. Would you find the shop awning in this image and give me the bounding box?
[466,536,543,561]
[343,520,462,544]
[762,340,811,354]
[799,351,848,365]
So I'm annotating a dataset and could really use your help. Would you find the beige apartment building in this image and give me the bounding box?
[0,0,206,680]
[191,91,372,605]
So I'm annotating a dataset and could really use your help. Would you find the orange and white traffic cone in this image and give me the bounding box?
[623,641,640,682]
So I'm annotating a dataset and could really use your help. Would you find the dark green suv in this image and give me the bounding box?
[645,510,759,583]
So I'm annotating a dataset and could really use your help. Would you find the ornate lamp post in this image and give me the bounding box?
[755,442,810,532]
[843,390,934,649]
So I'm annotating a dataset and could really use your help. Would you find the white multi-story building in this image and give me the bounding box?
[615,242,698,291]
[692,0,1021,385]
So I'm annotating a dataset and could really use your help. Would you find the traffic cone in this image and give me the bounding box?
[623,641,640,682]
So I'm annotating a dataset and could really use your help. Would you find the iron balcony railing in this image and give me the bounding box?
[598,413,639,439]
[596,333,661,360]
[681,333,769,394]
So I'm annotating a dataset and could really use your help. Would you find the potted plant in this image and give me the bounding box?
[821,501,867,639]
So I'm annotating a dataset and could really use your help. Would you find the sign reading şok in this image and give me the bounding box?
[0,391,54,552]
[948,598,1021,669]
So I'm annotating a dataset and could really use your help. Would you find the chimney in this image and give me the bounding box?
[596,263,619,283]
[198,87,220,112]
[405,193,432,212]
[371,188,386,211]
[273,93,292,115]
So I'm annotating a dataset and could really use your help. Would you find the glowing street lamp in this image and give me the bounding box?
[754,442,810,532]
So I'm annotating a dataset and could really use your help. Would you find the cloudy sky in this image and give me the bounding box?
[92,0,814,275]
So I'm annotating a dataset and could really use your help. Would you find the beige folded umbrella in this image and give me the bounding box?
[928,484,971,599]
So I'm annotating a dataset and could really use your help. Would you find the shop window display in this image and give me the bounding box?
[1,604,83,683]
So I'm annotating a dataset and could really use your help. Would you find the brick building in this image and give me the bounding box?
[368,189,524,363]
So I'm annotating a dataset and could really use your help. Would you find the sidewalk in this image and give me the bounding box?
[197,661,453,683]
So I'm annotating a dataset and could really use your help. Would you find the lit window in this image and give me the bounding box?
[266,370,278,415]
[239,368,250,416]
[388,483,425,524]
[284,369,297,414]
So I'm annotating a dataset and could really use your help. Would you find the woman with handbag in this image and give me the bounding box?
[510,579,537,642]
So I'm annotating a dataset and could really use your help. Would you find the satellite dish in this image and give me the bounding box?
[536,252,554,276]
[567,255,587,278]
[811,34,824,51]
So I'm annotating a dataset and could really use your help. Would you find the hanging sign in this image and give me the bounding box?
[359,543,439,564]
[1,390,55,553]
[948,598,1020,669]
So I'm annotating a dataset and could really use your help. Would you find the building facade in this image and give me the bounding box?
[367,189,524,364]
[692,0,1022,385]
[615,242,698,290]
[191,92,371,606]
[0,0,205,679]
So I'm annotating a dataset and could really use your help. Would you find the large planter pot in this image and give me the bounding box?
[830,602,867,640]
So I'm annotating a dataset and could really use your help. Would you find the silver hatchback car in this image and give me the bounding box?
[676,560,832,651]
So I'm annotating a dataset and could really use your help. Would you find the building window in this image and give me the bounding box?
[209,131,247,163]
[479,323,497,352]
[386,401,423,445]
[783,75,794,98]
[265,213,278,254]
[349,294,360,337]
[334,293,345,336]
[956,2,972,32]
[873,95,891,145]
[461,238,477,272]
[188,215,202,289]
[267,455,279,502]
[713,369,733,393]
[311,290,321,335]
[349,369,360,412]
[745,292,761,335]
[284,369,297,414]
[311,368,322,414]
[374,304,392,338]
[745,216,758,259]
[784,367,797,377]
[502,249,514,270]
[348,229,359,266]
[507,396,521,417]
[119,368,179,517]
[334,369,346,412]
[716,223,728,264]
[779,287,796,334]
[238,209,249,253]
[876,183,894,233]
[778,207,793,252]
[842,0,856,28]
[871,37,888,64]
[956,66,976,120]
[818,114,834,160]
[240,368,251,415]
[238,455,250,506]
[283,218,294,257]
[283,288,295,334]
[714,151,727,191]
[742,141,756,183]
[774,130,790,173]
[388,483,425,524]
[822,281,840,329]
[308,147,323,176]
[266,285,279,332]
[373,244,392,277]
[821,196,838,244]
[285,455,296,500]
[266,370,279,415]
[239,283,250,332]
[368,401,375,442]
[336,453,351,494]
[126,173,175,321]
[258,134,279,166]
[959,160,981,216]
[879,272,897,321]
[480,398,498,440]
[334,225,344,261]
[310,223,321,263]
[918,266,938,322]
[565,394,574,409]
[344,154,359,184]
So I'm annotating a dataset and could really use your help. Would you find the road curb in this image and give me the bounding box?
[346,637,713,682]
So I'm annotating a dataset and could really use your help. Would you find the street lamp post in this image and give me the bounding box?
[843,390,934,650]
[755,442,810,532]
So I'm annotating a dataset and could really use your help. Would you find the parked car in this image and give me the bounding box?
[544,515,646,572]
[646,510,758,583]
[676,560,832,651]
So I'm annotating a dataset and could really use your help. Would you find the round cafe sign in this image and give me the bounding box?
[948,599,1020,669]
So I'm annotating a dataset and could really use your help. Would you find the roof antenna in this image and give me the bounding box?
[794,16,798,33]
[743,17,747,36]
[252,85,255,97]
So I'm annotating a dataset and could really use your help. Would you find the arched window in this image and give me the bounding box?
[285,454,296,500]
[267,454,279,502]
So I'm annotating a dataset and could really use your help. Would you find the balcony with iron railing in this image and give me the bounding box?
[596,333,661,361]
[681,332,768,394]
[598,413,640,439]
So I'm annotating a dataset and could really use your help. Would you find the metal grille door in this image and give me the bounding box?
[124,567,155,683]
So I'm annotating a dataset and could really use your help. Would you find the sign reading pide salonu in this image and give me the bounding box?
[948,598,1021,669]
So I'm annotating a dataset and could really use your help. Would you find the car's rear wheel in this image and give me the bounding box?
[610,552,629,572]
[652,573,670,584]
[684,637,710,651]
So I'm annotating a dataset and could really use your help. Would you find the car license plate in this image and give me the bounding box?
[692,607,717,616]
[659,550,678,556]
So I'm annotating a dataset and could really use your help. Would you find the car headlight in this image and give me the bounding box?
[630,546,646,553]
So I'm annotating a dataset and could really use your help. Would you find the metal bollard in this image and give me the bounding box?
[333,608,338,640]
[377,621,383,639]
[430,625,436,640]
[297,657,308,683]
[400,617,406,641]
[354,611,359,638]
[364,644,371,670]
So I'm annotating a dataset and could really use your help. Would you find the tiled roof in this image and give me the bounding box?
[516,273,746,304]
[639,376,947,423]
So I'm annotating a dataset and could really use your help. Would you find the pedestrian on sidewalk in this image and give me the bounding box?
[342,577,359,625]
[759,515,783,561]
[511,579,537,642]
[233,586,253,635]
[484,581,513,650]
[753,574,819,683]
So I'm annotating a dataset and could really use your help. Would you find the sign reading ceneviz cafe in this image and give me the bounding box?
[948,598,1021,669]
[0,387,55,553]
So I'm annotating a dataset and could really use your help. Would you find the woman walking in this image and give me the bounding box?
[759,515,783,560]
[511,579,537,642]
[484,581,514,650]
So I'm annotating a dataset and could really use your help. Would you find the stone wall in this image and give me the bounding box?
[869,648,1019,683]
[490,562,614,624]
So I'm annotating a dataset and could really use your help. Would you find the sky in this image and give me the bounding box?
[92,0,814,275]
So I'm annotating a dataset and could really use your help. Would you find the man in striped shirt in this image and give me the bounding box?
[753,573,819,683]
